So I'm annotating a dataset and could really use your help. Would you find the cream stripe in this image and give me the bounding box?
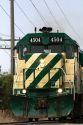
[25,53,41,69]
[36,69,59,88]
[25,53,63,88]
[36,58,63,88]
[35,53,57,77]
[25,53,56,87]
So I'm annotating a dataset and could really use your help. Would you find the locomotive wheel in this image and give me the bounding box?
[48,117,51,121]
[48,117,55,121]
[29,118,33,122]
[53,117,56,121]
[59,116,67,121]
[35,118,38,121]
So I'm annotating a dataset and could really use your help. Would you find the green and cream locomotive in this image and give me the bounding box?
[11,27,83,120]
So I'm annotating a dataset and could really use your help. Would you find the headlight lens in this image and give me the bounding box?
[22,89,26,94]
[57,88,63,94]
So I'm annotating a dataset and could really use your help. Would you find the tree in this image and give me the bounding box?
[0,74,13,109]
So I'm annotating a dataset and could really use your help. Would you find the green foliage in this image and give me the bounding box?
[0,74,13,109]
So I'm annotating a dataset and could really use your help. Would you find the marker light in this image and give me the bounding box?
[57,88,63,94]
[22,89,26,94]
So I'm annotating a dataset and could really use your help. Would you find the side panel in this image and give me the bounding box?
[13,52,25,94]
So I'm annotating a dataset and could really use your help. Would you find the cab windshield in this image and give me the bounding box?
[18,44,64,59]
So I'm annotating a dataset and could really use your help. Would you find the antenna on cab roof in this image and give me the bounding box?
[35,27,37,33]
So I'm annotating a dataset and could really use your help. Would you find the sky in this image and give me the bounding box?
[0,0,83,73]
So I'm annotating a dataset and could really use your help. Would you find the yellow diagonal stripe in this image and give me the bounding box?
[25,53,41,69]
[36,69,59,88]
[36,58,63,88]
[25,53,56,87]
[25,53,63,88]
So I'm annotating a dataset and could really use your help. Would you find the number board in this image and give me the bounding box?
[49,37,63,44]
[29,37,41,44]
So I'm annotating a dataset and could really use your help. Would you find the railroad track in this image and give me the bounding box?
[0,118,83,125]
[0,120,83,125]
[0,120,66,125]
[0,121,54,125]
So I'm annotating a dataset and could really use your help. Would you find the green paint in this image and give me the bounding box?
[10,90,74,118]
[10,95,27,117]
[42,37,49,45]
[30,94,73,118]
[79,51,83,66]
[25,53,48,79]
[28,54,62,89]
[48,94,74,117]
[44,69,62,88]
[16,32,76,48]
[25,53,33,62]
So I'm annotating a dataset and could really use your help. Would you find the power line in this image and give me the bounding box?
[0,33,19,39]
[0,4,19,59]
[0,38,9,47]
[0,47,10,72]
[14,23,25,35]
[15,0,36,27]
[36,0,50,26]
[0,3,25,35]
[0,38,19,41]
[0,37,19,56]
[0,3,10,17]
[28,0,48,26]
[0,44,10,49]
[0,33,10,37]
[0,1,21,73]
[43,0,63,31]
[54,0,83,42]
[0,38,11,56]
[2,47,10,55]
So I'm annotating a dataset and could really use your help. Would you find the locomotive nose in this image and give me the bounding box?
[24,53,64,89]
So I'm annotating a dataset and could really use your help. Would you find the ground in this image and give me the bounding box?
[0,109,29,123]
[0,109,15,123]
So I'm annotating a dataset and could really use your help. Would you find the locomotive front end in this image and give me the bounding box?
[23,52,74,119]
[11,28,77,120]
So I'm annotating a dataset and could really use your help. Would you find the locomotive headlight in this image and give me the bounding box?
[57,88,63,94]
[22,89,26,94]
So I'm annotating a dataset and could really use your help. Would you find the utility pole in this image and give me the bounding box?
[10,0,15,74]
